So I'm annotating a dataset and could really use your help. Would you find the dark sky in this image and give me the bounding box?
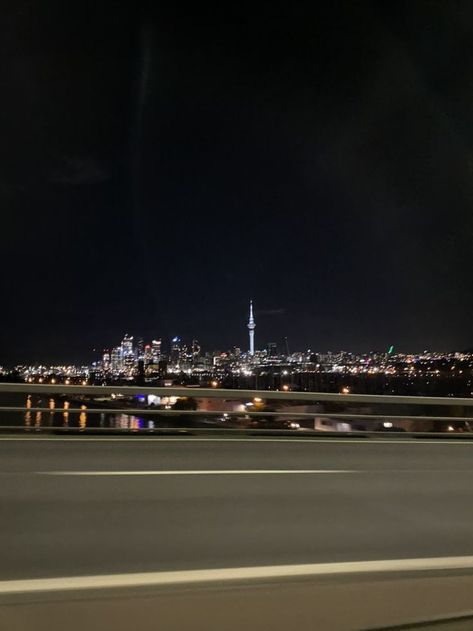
[2,1,473,363]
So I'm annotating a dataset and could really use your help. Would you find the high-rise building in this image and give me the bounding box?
[102,350,111,372]
[121,334,133,356]
[247,300,256,355]
[111,346,122,373]
[192,339,201,359]
[151,339,162,363]
[144,344,153,364]
[136,337,144,361]
[267,342,277,357]
[121,334,135,374]
[170,336,182,365]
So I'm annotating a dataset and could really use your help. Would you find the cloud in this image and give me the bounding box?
[50,157,110,185]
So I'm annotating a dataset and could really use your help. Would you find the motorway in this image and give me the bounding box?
[2,436,473,630]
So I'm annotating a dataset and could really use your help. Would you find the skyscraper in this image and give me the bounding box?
[151,339,162,364]
[136,337,144,361]
[170,336,182,365]
[102,349,111,372]
[247,300,256,355]
[111,346,122,373]
[192,339,201,359]
[121,334,135,374]
[121,334,133,357]
[144,344,153,365]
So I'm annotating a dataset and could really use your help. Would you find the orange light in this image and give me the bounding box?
[282,384,290,391]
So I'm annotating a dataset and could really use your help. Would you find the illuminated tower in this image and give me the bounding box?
[247,300,256,355]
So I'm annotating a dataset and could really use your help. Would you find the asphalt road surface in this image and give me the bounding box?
[2,435,473,630]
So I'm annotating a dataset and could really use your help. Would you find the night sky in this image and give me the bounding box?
[3,1,473,364]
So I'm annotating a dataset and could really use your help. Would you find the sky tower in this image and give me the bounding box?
[247,300,256,355]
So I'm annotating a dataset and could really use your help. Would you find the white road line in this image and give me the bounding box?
[1,556,473,595]
[37,469,354,476]
[1,437,473,445]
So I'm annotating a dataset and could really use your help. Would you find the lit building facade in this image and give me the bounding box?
[151,339,162,363]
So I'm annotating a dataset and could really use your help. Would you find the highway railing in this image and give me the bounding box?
[1,382,473,436]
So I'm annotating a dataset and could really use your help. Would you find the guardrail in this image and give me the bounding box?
[1,382,473,436]
[4,382,473,405]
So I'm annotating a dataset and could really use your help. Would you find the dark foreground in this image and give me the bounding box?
[1,435,473,630]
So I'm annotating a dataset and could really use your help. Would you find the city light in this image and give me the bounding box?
[3,303,473,401]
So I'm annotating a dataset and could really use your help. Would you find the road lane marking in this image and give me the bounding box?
[2,556,473,594]
[2,437,473,445]
[37,469,354,476]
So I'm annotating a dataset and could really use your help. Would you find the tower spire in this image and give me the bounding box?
[247,300,256,355]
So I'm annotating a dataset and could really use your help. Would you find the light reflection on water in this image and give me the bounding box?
[112,414,143,430]
[21,397,143,430]
[25,396,32,427]
[79,405,87,429]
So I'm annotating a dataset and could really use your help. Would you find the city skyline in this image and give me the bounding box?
[3,296,473,367]
[8,336,473,402]
[5,301,473,398]
[5,334,473,372]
